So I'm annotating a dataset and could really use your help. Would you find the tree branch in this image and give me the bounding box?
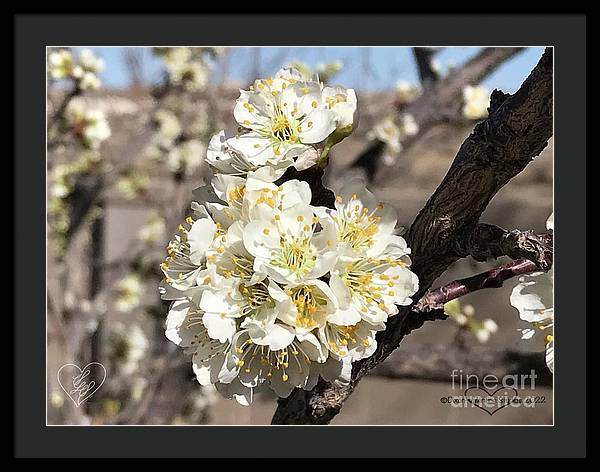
[404,47,552,287]
[271,47,553,424]
[371,343,552,387]
[454,224,553,270]
[349,139,387,182]
[412,47,441,88]
[415,258,547,310]
[48,86,81,131]
[406,47,524,125]
[62,127,156,250]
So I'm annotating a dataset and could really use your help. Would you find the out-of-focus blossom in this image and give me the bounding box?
[430,59,442,74]
[114,274,144,313]
[188,107,211,138]
[462,85,490,120]
[79,71,101,90]
[167,139,206,175]
[49,152,103,199]
[109,322,149,375]
[48,48,104,88]
[65,102,111,149]
[156,47,211,92]
[191,385,218,411]
[154,110,181,139]
[400,113,419,137]
[50,390,64,409]
[444,299,499,344]
[291,59,344,83]
[155,47,191,68]
[48,152,104,253]
[48,50,80,80]
[474,318,499,343]
[316,60,343,81]
[138,211,166,246]
[395,80,421,103]
[115,171,150,200]
[368,113,418,161]
[368,117,402,153]
[131,378,148,401]
[173,385,218,424]
[170,61,210,92]
[78,48,104,74]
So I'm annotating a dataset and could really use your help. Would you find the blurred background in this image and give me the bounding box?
[46,46,553,425]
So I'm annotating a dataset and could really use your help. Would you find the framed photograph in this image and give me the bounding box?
[15,13,586,458]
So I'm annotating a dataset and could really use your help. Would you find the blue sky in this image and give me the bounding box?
[72,46,545,93]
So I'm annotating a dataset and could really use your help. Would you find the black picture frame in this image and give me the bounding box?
[15,13,586,458]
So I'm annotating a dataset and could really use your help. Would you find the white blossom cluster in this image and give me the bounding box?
[368,113,419,165]
[48,48,104,90]
[109,322,149,376]
[115,170,150,200]
[154,47,222,92]
[138,210,167,247]
[65,102,112,150]
[290,59,344,83]
[444,299,498,343]
[145,109,208,176]
[160,67,419,405]
[48,152,106,253]
[510,213,554,373]
[395,80,422,104]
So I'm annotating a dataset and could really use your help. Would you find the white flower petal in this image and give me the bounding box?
[202,312,238,343]
[293,147,319,171]
[227,133,275,166]
[545,339,554,373]
[214,379,257,405]
[510,272,554,323]
[316,357,352,386]
[188,218,218,265]
[249,322,295,351]
[193,348,227,386]
[298,109,337,143]
[546,212,554,231]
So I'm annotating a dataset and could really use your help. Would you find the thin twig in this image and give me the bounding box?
[415,258,547,310]
[48,86,80,131]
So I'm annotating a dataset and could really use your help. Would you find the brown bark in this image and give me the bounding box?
[271,47,553,425]
[454,224,553,270]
